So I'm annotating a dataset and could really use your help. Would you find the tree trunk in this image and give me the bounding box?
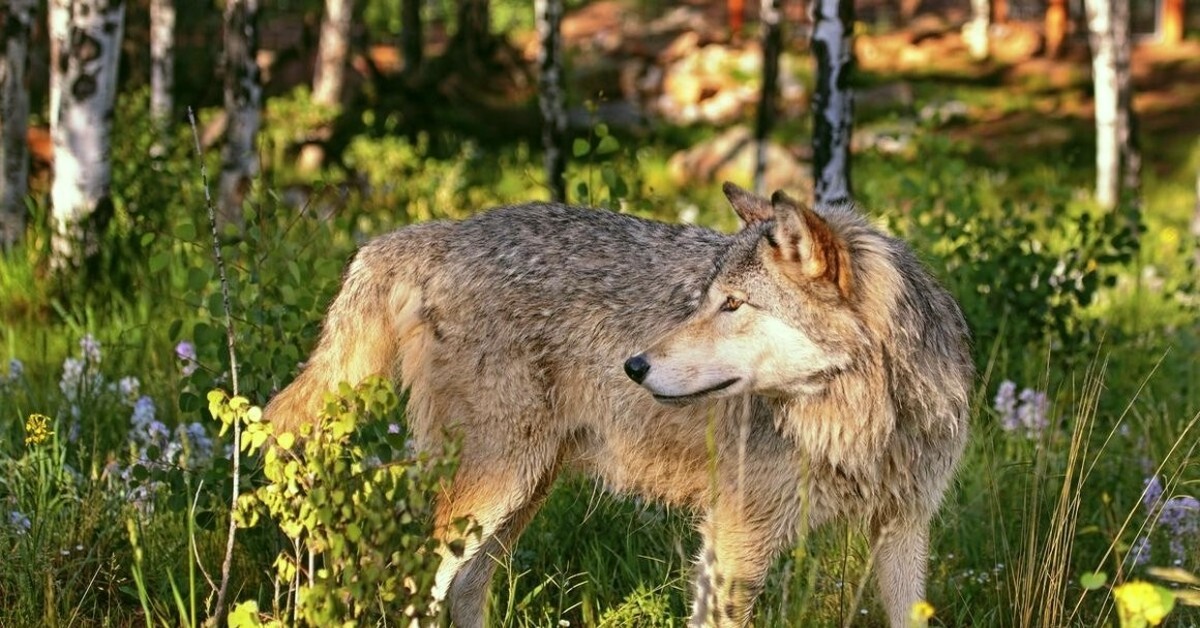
[1084,0,1129,209]
[811,0,855,206]
[1161,0,1184,45]
[535,0,566,202]
[1045,0,1069,58]
[298,0,353,172]
[964,0,990,60]
[753,0,783,196]
[311,0,352,106]
[992,0,1008,24]
[455,0,492,64]
[1113,0,1139,216]
[149,0,175,158]
[219,0,261,226]
[1192,163,1200,269]
[729,0,746,36]
[48,0,125,271]
[1,0,36,249]
[401,0,423,74]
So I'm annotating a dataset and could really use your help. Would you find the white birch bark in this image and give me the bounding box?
[150,0,175,157]
[964,0,991,60]
[535,0,566,202]
[1084,0,1120,208]
[219,0,261,225]
[48,0,125,270]
[1,0,36,249]
[754,0,783,196]
[312,0,352,106]
[1112,0,1139,213]
[811,0,855,206]
[298,0,353,172]
[1192,164,1200,269]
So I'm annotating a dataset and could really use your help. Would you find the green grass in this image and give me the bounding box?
[2,49,1199,627]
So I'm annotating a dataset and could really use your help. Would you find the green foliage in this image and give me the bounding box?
[216,378,468,625]
[873,135,1140,361]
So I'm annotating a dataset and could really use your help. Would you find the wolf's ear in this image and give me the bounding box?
[768,191,853,298]
[722,182,774,227]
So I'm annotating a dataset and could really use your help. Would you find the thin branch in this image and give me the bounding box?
[188,106,243,626]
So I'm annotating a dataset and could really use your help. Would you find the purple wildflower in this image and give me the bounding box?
[80,334,101,365]
[994,380,1018,431]
[5,358,23,382]
[175,341,198,377]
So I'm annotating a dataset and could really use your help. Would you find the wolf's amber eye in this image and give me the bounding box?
[721,296,744,312]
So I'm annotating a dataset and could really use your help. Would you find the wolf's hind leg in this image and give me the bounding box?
[871,514,929,628]
[431,446,559,628]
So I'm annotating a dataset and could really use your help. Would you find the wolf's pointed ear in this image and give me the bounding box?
[769,191,853,298]
[722,182,774,227]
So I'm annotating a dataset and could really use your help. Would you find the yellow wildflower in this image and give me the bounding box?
[1113,580,1175,628]
[24,413,53,446]
[909,600,935,627]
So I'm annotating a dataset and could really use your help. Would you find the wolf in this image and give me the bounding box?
[265,183,974,627]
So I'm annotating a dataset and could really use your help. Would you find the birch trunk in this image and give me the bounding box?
[48,0,125,270]
[1,0,35,249]
[535,0,567,202]
[964,0,990,60]
[1084,0,1126,209]
[1192,164,1200,269]
[401,0,423,74]
[219,0,261,226]
[1113,0,1139,213]
[753,0,783,196]
[311,0,352,106]
[811,0,855,206]
[299,0,353,172]
[150,0,175,157]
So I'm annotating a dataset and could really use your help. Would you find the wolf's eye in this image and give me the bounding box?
[721,296,744,312]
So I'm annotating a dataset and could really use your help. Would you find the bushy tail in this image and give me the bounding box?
[264,223,449,436]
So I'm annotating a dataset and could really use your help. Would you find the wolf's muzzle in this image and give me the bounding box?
[623,354,651,384]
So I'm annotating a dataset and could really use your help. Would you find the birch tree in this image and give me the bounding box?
[220,0,261,225]
[299,0,354,172]
[753,0,783,195]
[1084,0,1137,209]
[964,0,991,60]
[811,0,855,206]
[48,0,125,270]
[535,0,566,202]
[1,0,35,249]
[150,0,175,157]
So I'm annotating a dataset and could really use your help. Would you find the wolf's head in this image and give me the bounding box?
[625,185,864,404]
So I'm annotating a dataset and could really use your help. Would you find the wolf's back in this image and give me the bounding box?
[264,221,454,434]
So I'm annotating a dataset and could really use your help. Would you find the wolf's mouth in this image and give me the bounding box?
[652,378,740,404]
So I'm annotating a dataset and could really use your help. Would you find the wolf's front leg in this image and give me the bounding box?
[689,499,796,627]
[872,514,930,628]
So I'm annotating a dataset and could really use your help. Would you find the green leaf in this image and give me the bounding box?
[149,251,170,273]
[176,220,196,241]
[596,135,620,155]
[572,138,591,157]
[1080,571,1108,590]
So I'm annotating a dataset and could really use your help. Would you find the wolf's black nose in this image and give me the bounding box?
[624,355,651,384]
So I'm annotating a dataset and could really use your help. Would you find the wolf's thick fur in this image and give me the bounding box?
[266,185,973,627]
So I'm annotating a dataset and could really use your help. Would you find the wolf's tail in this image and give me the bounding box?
[264,222,451,436]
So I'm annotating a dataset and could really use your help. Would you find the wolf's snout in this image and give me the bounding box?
[624,354,651,384]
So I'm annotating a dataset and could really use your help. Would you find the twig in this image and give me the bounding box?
[188,106,242,626]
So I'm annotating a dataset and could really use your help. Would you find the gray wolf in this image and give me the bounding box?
[265,184,973,627]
